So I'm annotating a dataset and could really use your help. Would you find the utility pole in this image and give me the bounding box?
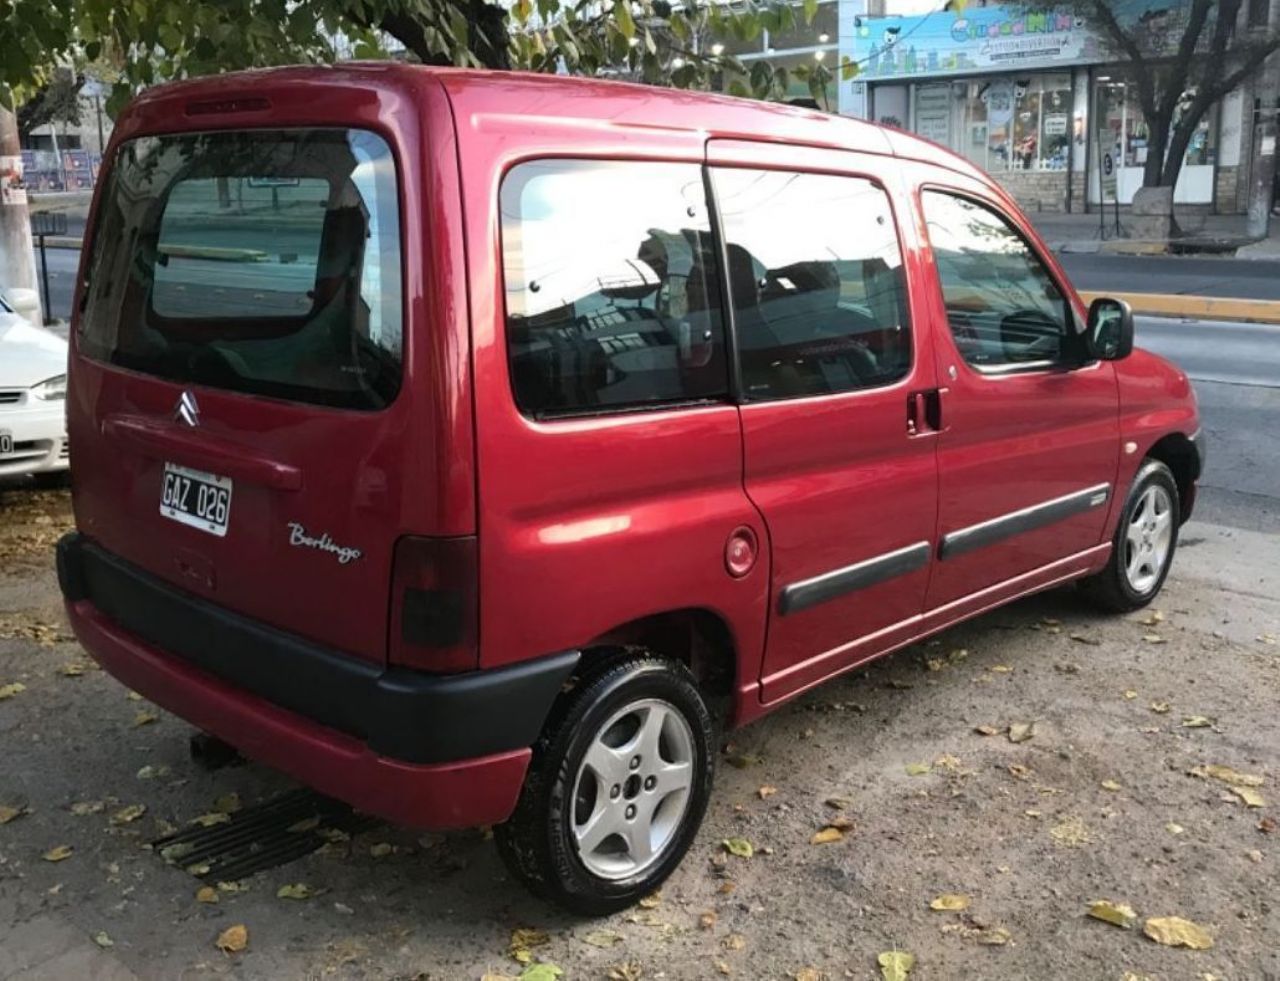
[0,106,42,324]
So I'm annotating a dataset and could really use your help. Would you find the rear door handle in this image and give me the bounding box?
[907,388,946,437]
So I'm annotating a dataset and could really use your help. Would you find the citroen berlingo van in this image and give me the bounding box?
[58,65,1204,913]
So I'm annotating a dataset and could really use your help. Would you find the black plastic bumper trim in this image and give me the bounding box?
[56,533,579,765]
[939,483,1111,561]
[1190,427,1207,476]
[778,541,931,616]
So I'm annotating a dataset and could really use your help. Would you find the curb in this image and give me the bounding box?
[1079,290,1280,325]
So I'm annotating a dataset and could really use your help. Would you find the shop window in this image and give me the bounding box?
[932,73,1072,173]
[1095,77,1216,173]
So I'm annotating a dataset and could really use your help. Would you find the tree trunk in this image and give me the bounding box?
[0,108,42,324]
[1142,111,1171,189]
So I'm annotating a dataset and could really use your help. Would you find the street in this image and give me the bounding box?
[0,307,1275,977]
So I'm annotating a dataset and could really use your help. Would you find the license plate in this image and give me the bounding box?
[160,463,232,537]
[0,431,11,456]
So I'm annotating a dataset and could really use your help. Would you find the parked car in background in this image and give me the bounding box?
[0,292,69,482]
[59,66,1203,914]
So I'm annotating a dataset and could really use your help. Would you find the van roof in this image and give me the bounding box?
[125,63,988,184]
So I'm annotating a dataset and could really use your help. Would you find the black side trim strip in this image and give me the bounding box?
[939,483,1111,561]
[57,533,580,765]
[779,541,931,616]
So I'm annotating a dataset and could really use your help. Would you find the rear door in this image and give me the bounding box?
[70,121,425,664]
[913,181,1119,610]
[706,142,940,704]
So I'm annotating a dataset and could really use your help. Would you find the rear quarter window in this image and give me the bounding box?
[80,128,403,410]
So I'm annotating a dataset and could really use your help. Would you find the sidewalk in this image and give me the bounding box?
[1029,210,1280,257]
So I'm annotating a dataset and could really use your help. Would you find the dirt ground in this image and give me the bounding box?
[1,482,1277,981]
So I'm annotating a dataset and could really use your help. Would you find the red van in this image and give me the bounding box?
[59,66,1203,913]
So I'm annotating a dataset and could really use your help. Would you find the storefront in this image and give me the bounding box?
[836,1,1245,214]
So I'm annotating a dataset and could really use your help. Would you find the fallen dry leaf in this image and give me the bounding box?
[878,950,915,981]
[929,893,970,912]
[1050,816,1090,847]
[1140,610,1165,626]
[724,752,763,769]
[196,886,219,904]
[1142,634,1168,645]
[133,710,158,727]
[110,803,146,825]
[722,837,753,858]
[0,804,26,825]
[794,969,821,981]
[638,892,662,909]
[509,927,551,965]
[58,663,87,677]
[1192,764,1265,788]
[368,842,393,858]
[905,762,932,776]
[1150,701,1171,714]
[826,815,854,831]
[1232,787,1266,808]
[1123,690,1138,700]
[1166,822,1185,835]
[582,928,623,948]
[0,682,27,700]
[973,725,1000,736]
[824,796,852,809]
[989,664,1013,674]
[1088,900,1138,928]
[519,964,563,981]
[70,801,104,816]
[190,812,230,828]
[722,933,747,951]
[1143,916,1213,950]
[810,827,843,845]
[42,845,73,862]
[276,883,313,900]
[216,924,249,953]
[1101,779,1122,792]
[1069,632,1101,646]
[93,931,114,948]
[978,926,1012,946]
[699,911,718,930]
[1182,716,1214,728]
[757,785,777,799]
[1259,817,1277,834]
[606,963,640,981]
[214,793,242,814]
[1007,722,1034,744]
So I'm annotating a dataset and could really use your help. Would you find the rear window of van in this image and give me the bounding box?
[79,128,403,410]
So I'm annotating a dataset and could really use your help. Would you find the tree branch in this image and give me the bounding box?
[1087,0,1156,119]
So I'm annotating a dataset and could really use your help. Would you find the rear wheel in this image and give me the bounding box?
[1080,458,1179,613]
[494,654,715,915]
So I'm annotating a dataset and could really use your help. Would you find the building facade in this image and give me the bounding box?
[834,0,1275,215]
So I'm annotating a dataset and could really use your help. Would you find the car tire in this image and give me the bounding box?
[494,652,716,916]
[1080,458,1180,613]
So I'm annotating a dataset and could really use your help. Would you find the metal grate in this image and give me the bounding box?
[0,391,23,405]
[151,788,379,882]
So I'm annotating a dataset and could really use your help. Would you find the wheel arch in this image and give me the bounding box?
[1145,431,1199,523]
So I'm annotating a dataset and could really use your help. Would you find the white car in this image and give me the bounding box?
[0,292,69,481]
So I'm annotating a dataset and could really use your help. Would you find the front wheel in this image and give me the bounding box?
[1080,458,1179,613]
[494,654,715,915]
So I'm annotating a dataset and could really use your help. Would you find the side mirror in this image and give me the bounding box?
[1086,296,1134,361]
[1,287,41,324]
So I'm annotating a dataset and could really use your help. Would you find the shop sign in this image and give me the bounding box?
[844,0,1198,82]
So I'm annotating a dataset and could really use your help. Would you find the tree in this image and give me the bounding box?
[0,0,844,115]
[1051,0,1280,197]
[17,67,83,144]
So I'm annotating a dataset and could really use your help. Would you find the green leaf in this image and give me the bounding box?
[945,0,969,12]
[803,0,819,24]
[520,964,564,981]
[614,0,636,41]
[878,950,916,981]
[515,0,533,25]
[841,56,860,82]
[722,837,754,858]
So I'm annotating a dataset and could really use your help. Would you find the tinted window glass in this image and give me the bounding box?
[922,191,1074,369]
[711,168,911,401]
[81,129,402,410]
[501,160,728,416]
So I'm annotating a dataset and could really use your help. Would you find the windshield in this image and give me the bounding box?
[79,128,403,410]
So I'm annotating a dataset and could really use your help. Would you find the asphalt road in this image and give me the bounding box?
[1059,252,1280,300]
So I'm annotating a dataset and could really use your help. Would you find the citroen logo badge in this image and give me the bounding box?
[175,391,200,427]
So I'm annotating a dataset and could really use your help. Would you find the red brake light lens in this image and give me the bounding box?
[388,536,478,673]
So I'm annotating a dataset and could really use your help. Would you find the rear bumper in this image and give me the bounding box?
[57,533,579,829]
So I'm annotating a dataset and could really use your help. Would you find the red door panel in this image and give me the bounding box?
[705,142,940,704]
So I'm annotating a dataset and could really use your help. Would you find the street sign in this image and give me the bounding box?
[1101,150,1117,198]
[30,211,68,237]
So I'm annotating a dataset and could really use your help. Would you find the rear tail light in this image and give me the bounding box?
[388,536,478,673]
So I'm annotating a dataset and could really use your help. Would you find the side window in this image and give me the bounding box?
[500,160,728,417]
[711,168,911,401]
[922,190,1075,370]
